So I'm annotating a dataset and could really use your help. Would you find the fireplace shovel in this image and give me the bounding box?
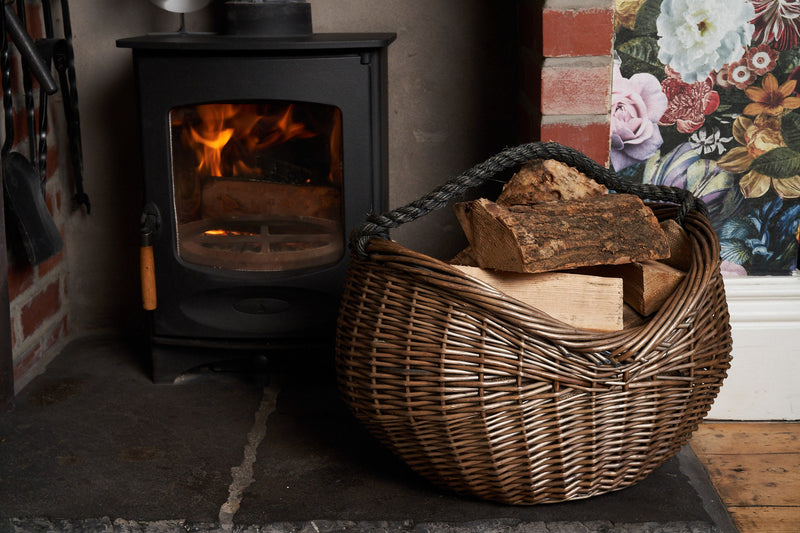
[1,6,61,265]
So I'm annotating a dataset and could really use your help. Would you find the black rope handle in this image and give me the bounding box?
[351,142,708,258]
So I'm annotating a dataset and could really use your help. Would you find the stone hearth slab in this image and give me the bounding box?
[0,336,736,532]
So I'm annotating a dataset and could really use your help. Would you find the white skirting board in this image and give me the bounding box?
[707,275,800,420]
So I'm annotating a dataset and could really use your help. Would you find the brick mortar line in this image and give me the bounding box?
[9,266,69,359]
[544,0,614,10]
[12,333,69,394]
[541,113,610,122]
[10,306,68,365]
[542,56,612,67]
[8,259,68,311]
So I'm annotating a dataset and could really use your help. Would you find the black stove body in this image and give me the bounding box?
[117,31,394,382]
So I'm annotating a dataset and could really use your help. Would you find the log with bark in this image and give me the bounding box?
[496,158,607,206]
[454,195,670,274]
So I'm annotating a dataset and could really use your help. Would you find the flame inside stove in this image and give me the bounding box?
[173,102,337,179]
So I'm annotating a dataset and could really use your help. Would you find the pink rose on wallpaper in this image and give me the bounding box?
[610,65,668,171]
[659,68,720,134]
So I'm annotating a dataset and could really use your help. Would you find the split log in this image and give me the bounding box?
[449,246,477,266]
[623,261,686,315]
[496,159,607,206]
[577,260,686,316]
[623,304,647,329]
[451,203,476,266]
[455,195,670,273]
[659,219,693,272]
[455,265,624,332]
[453,202,474,243]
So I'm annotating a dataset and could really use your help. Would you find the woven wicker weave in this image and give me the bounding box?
[335,143,732,505]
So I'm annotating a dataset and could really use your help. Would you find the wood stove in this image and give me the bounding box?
[118,15,394,382]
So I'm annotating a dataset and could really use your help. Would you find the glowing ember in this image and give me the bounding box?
[203,229,258,237]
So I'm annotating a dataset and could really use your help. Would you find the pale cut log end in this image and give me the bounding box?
[497,158,608,206]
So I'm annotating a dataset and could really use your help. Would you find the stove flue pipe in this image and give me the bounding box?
[222,0,312,37]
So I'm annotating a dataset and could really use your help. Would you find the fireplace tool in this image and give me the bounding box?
[1,3,61,266]
[52,0,89,213]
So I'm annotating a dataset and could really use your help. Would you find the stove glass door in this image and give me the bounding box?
[169,101,344,272]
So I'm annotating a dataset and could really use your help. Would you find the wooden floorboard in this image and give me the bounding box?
[700,453,800,506]
[691,422,800,455]
[690,422,800,533]
[727,506,800,533]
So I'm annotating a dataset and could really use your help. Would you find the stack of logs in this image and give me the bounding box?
[450,159,693,331]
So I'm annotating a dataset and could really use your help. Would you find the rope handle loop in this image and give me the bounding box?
[351,142,708,258]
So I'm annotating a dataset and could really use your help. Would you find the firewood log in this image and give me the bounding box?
[659,219,694,272]
[576,260,686,316]
[454,265,624,332]
[496,158,608,206]
[455,195,670,274]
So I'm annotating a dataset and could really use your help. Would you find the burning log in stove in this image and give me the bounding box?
[200,179,341,220]
[170,101,343,224]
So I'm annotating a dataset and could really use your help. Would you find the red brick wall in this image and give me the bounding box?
[4,1,70,392]
[519,0,614,166]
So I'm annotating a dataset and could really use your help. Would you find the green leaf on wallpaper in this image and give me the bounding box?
[750,147,800,179]
[615,161,645,183]
[719,238,751,266]
[633,0,664,35]
[717,85,752,107]
[775,47,800,78]
[617,36,664,78]
[781,112,800,152]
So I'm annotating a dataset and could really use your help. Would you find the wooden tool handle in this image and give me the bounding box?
[140,245,157,311]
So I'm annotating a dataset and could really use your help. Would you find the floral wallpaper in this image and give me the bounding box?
[612,0,800,275]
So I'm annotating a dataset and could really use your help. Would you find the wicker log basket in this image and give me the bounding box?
[335,142,732,505]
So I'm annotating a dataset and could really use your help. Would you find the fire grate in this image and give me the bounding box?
[179,215,342,271]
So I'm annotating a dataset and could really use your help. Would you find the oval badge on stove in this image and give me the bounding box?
[233,297,291,315]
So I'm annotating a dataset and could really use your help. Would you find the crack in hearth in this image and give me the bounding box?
[218,384,279,531]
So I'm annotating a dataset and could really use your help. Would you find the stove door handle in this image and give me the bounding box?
[140,203,161,311]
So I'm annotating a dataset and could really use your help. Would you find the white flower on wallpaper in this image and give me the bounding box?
[656,0,755,83]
